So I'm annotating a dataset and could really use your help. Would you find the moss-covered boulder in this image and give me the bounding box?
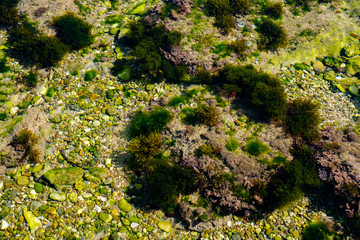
[44,167,84,189]
[347,56,360,76]
[88,167,108,180]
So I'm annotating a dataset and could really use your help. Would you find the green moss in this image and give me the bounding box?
[195,144,218,158]
[13,129,41,163]
[23,72,38,87]
[302,221,340,240]
[285,98,321,142]
[231,39,248,57]
[195,105,221,126]
[0,115,23,137]
[168,95,188,107]
[84,69,97,81]
[0,112,7,121]
[244,138,269,156]
[0,58,9,73]
[256,18,287,51]
[52,12,94,50]
[46,87,57,97]
[127,132,162,166]
[263,2,284,19]
[128,106,171,138]
[225,137,240,152]
[0,0,19,27]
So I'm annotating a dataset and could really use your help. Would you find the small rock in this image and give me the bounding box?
[158,221,172,233]
[30,201,42,211]
[106,106,118,116]
[99,212,112,223]
[49,192,66,201]
[17,176,29,186]
[119,198,132,212]
[130,222,139,228]
[255,228,262,234]
[34,182,44,193]
[24,210,41,232]
[1,219,9,230]
[313,61,325,73]
[93,120,101,127]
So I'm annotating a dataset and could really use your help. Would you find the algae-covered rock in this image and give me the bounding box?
[117,65,131,81]
[128,3,146,15]
[44,167,84,189]
[158,221,172,233]
[346,56,360,76]
[99,212,112,223]
[24,210,41,232]
[88,167,108,179]
[17,176,29,186]
[313,61,325,73]
[344,39,360,57]
[119,198,132,212]
[324,70,335,81]
[349,85,359,95]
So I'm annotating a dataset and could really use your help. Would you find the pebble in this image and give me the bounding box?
[93,120,101,127]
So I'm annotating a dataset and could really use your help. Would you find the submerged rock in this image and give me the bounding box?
[44,167,84,189]
[24,210,41,232]
[158,221,172,232]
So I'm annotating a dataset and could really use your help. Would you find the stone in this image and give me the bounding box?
[110,28,119,35]
[34,182,44,193]
[44,167,84,189]
[324,70,335,81]
[336,84,346,92]
[24,210,41,232]
[349,86,359,95]
[88,167,108,179]
[99,212,112,223]
[93,120,101,127]
[130,222,139,228]
[255,228,261,234]
[106,106,118,116]
[158,221,172,233]
[119,198,132,212]
[30,201,42,211]
[49,192,66,201]
[313,61,325,73]
[46,207,57,215]
[68,191,78,202]
[346,56,360,76]
[17,176,29,186]
[49,114,62,124]
[344,40,360,57]
[1,219,9,230]
[117,65,131,81]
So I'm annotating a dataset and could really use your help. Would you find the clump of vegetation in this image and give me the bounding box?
[285,98,321,142]
[23,71,38,87]
[0,58,10,73]
[119,20,185,82]
[7,19,69,67]
[52,12,94,50]
[145,158,200,213]
[217,64,287,119]
[263,2,284,19]
[264,144,321,209]
[196,68,212,84]
[244,138,269,156]
[225,137,240,152]
[13,129,41,163]
[127,132,162,167]
[0,112,7,121]
[206,0,250,33]
[128,106,172,138]
[259,154,287,169]
[0,0,20,27]
[256,18,287,51]
[195,144,218,158]
[84,69,97,81]
[195,105,221,126]
[231,39,249,57]
[286,0,313,13]
[302,221,340,240]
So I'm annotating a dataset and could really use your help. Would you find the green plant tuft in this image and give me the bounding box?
[256,18,287,51]
[285,98,321,142]
[52,12,94,50]
[225,137,240,152]
[244,138,269,156]
[13,129,41,163]
[23,71,38,87]
[128,106,172,138]
[195,105,221,126]
[84,69,97,81]
[127,132,162,166]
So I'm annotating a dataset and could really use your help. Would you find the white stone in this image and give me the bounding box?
[94,205,101,213]
[1,219,9,230]
[10,107,19,115]
[130,222,139,228]
[38,86,47,95]
[93,120,101,127]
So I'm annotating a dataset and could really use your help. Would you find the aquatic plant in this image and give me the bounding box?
[13,129,41,163]
[127,132,162,166]
[23,71,38,87]
[225,137,240,152]
[231,39,248,57]
[84,69,97,81]
[52,12,94,50]
[195,105,221,126]
[196,68,212,84]
[285,98,321,142]
[195,144,218,158]
[128,106,172,138]
[263,2,284,19]
[302,220,340,240]
[244,138,269,156]
[215,14,235,34]
[256,18,287,51]
[0,5,18,27]
[7,19,69,67]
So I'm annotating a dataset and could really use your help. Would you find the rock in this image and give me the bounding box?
[1,219,9,230]
[106,106,118,116]
[49,192,66,201]
[49,114,62,124]
[349,85,359,95]
[68,191,78,202]
[344,40,360,57]
[88,167,108,180]
[24,210,41,232]
[34,182,44,193]
[324,70,335,81]
[119,198,132,212]
[99,212,112,223]
[44,167,84,189]
[313,61,325,73]
[255,228,262,234]
[30,201,42,211]
[93,120,101,127]
[346,56,360,76]
[158,221,172,233]
[130,222,139,228]
[117,65,131,81]
[17,176,29,186]
[109,28,119,35]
